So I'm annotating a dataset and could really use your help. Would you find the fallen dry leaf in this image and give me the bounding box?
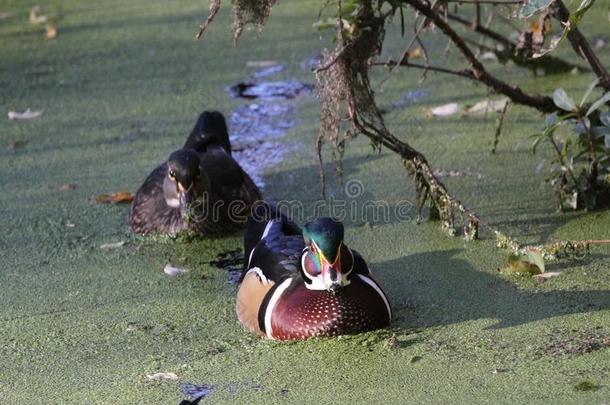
[145,372,178,381]
[29,6,47,25]
[29,6,40,23]
[426,102,459,117]
[7,140,28,150]
[59,183,78,191]
[0,11,14,20]
[8,109,43,120]
[164,264,188,276]
[533,271,561,282]
[95,191,134,204]
[45,24,57,39]
[463,98,509,116]
[406,47,423,60]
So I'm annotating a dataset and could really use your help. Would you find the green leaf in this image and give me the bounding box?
[505,251,544,275]
[526,250,546,273]
[544,112,559,128]
[592,126,610,138]
[553,88,576,112]
[571,0,596,25]
[532,134,544,154]
[337,0,358,17]
[606,134,610,149]
[518,0,554,18]
[586,92,610,116]
[600,112,610,127]
[580,78,599,107]
[313,18,337,31]
[574,121,588,135]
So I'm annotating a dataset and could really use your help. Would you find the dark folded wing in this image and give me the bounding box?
[246,220,305,284]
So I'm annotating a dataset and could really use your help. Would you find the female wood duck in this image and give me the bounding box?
[128,111,261,235]
[236,206,391,340]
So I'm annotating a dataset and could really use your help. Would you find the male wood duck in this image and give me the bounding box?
[236,205,391,340]
[128,111,261,235]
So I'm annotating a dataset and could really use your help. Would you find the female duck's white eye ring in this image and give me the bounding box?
[169,170,176,180]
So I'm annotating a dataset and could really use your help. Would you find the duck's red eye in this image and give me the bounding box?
[309,244,317,255]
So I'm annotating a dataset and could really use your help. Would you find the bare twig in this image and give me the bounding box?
[195,0,221,40]
[445,0,522,4]
[553,0,610,90]
[375,60,473,79]
[314,43,349,73]
[404,0,556,113]
[447,12,586,73]
[492,101,510,153]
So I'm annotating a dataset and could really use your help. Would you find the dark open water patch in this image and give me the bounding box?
[209,249,244,285]
[179,383,215,404]
[227,74,314,188]
[228,80,313,99]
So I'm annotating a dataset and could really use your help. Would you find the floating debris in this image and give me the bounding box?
[463,98,509,116]
[100,241,125,250]
[433,169,484,179]
[480,51,499,62]
[594,37,606,50]
[7,140,29,150]
[533,271,561,282]
[391,90,428,109]
[59,183,78,191]
[8,109,43,120]
[145,372,178,381]
[246,60,278,68]
[253,64,285,79]
[426,102,459,117]
[228,80,313,99]
[164,264,188,277]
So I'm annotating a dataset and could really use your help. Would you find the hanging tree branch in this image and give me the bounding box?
[552,0,610,91]
[446,12,586,74]
[401,0,557,113]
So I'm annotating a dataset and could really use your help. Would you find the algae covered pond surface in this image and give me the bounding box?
[1,0,609,403]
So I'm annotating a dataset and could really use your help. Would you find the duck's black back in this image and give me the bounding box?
[183,111,231,155]
[242,204,303,284]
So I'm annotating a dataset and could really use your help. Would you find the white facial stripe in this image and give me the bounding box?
[247,246,256,269]
[300,251,326,291]
[261,220,274,239]
[264,278,292,339]
[246,266,269,285]
[356,273,392,321]
[346,248,354,273]
[165,197,180,208]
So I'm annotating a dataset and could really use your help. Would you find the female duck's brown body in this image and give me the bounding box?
[128,111,261,236]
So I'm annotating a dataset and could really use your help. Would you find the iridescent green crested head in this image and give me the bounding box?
[303,218,344,263]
